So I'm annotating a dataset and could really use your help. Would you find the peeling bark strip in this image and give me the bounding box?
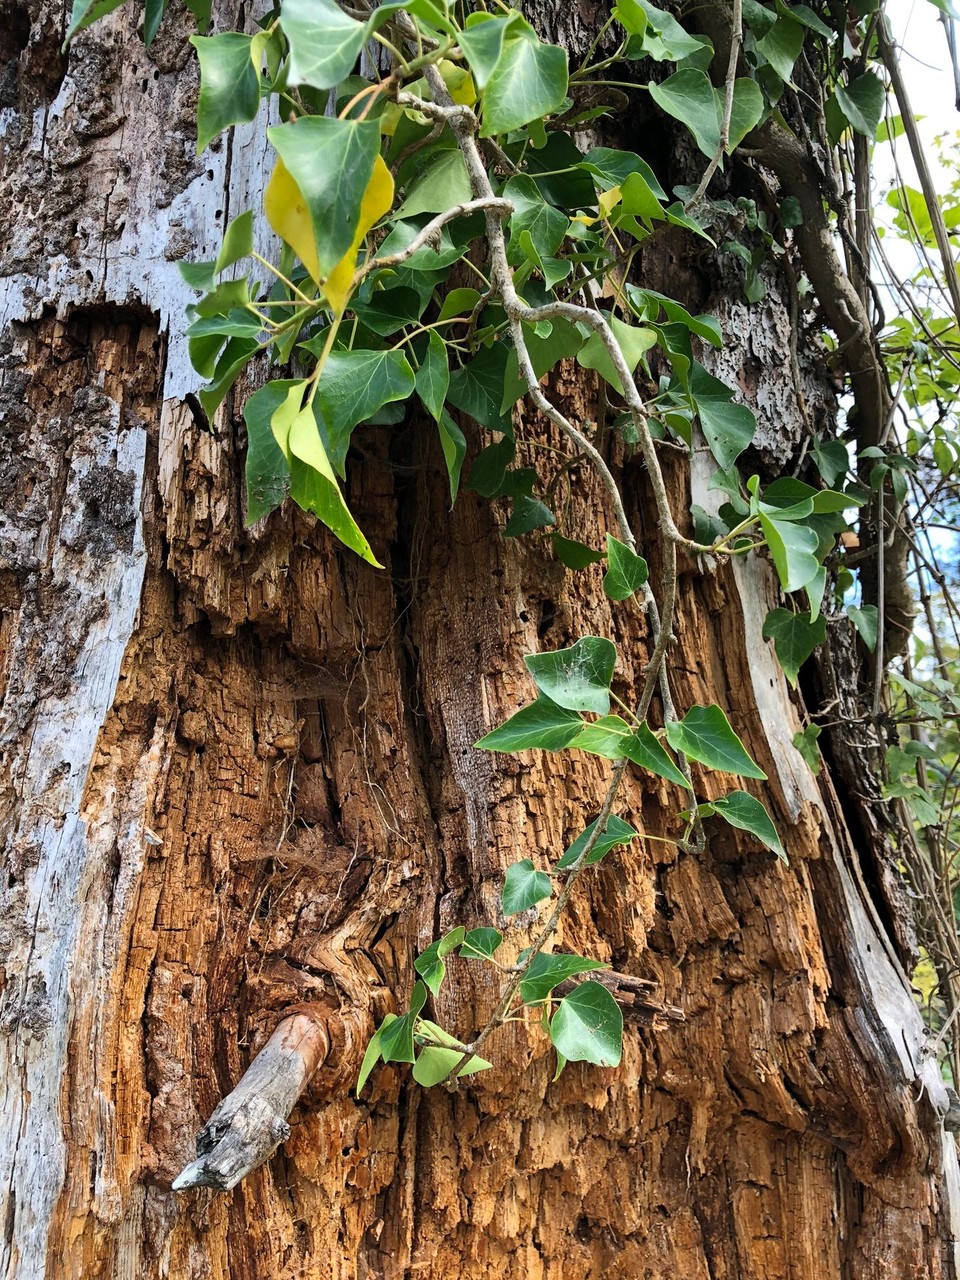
[173,1010,331,1192]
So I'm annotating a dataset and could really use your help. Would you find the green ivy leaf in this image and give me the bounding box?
[412,1044,492,1086]
[179,259,218,293]
[505,495,556,537]
[356,1013,397,1094]
[479,22,569,136]
[649,69,720,159]
[186,310,263,341]
[281,0,369,90]
[416,330,450,424]
[624,722,691,787]
[727,78,765,150]
[792,724,822,774]
[626,286,721,346]
[197,335,258,419]
[215,210,254,273]
[460,928,503,961]
[504,174,569,265]
[742,0,777,37]
[502,318,583,411]
[351,285,428,337]
[756,16,805,83]
[297,347,415,476]
[702,791,786,860]
[243,380,298,524]
[524,637,616,715]
[448,343,513,432]
[567,716,690,787]
[466,437,516,497]
[271,393,382,566]
[437,409,467,505]
[502,859,552,915]
[807,567,827,622]
[690,364,756,470]
[620,0,711,62]
[397,149,472,219]
[144,0,169,47]
[438,288,482,322]
[65,0,125,43]
[379,982,428,1063]
[603,534,649,600]
[475,693,584,753]
[665,705,766,778]
[577,316,657,394]
[549,981,623,1067]
[762,608,826,686]
[834,72,886,139]
[581,148,667,199]
[185,0,211,32]
[812,440,849,488]
[414,927,467,996]
[551,535,605,569]
[520,953,608,1004]
[555,814,638,870]
[848,603,879,652]
[458,13,514,88]
[758,511,821,592]
[268,117,380,282]
[788,5,834,38]
[190,33,261,154]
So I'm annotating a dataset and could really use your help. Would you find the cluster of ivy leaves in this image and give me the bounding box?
[64,0,938,1083]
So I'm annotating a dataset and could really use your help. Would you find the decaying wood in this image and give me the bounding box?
[0,2,958,1278]
[173,1008,331,1192]
[553,970,684,1027]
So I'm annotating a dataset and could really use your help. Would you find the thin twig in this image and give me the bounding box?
[877,16,960,328]
[685,0,743,210]
[356,198,513,281]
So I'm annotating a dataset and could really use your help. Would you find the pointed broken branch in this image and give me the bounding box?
[172,1007,331,1193]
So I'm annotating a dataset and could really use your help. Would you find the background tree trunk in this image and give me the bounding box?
[1,2,958,1277]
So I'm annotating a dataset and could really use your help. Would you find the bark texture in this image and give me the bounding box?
[0,2,958,1278]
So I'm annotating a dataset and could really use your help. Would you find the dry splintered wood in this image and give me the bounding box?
[173,1012,331,1192]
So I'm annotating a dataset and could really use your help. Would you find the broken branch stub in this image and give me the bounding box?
[172,1009,331,1192]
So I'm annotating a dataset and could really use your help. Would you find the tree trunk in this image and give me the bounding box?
[1,2,958,1277]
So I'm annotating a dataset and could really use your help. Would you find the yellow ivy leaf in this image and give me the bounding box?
[269,381,306,460]
[322,153,395,315]
[264,157,321,284]
[598,185,623,218]
[438,59,477,106]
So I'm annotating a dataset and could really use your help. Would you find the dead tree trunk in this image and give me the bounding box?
[0,2,957,1277]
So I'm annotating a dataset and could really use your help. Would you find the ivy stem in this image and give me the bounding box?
[339,76,395,121]
[251,252,315,307]
[710,512,759,554]
[414,66,705,1079]
[355,194,512,283]
[450,759,630,1077]
[306,313,345,406]
[685,0,743,211]
[610,690,644,726]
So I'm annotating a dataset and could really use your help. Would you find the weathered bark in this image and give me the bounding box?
[0,3,958,1279]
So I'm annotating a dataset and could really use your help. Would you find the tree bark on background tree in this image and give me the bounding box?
[1,1,958,1277]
